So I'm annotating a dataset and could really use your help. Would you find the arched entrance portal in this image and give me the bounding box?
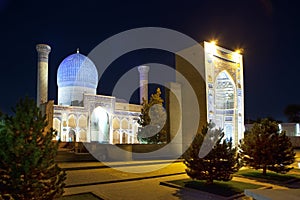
[214,70,236,143]
[91,107,110,143]
[69,129,76,142]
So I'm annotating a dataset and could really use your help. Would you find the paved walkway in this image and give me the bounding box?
[58,160,300,199]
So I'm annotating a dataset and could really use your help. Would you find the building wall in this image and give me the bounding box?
[58,86,96,106]
[52,93,141,144]
[175,42,244,148]
[175,44,207,151]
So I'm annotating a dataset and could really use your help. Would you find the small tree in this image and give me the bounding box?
[240,118,295,175]
[137,88,167,144]
[0,98,66,200]
[184,123,240,184]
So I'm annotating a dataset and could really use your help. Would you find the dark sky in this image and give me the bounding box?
[0,0,299,122]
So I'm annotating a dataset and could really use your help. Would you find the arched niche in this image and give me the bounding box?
[68,114,77,129]
[69,129,76,142]
[122,131,129,144]
[112,118,120,130]
[78,115,87,129]
[121,119,129,130]
[113,130,120,144]
[214,70,236,141]
[53,118,61,133]
[91,107,110,143]
[79,129,87,142]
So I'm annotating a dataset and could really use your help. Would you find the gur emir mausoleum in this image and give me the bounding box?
[36,41,245,151]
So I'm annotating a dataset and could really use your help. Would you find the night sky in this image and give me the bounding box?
[0,0,299,122]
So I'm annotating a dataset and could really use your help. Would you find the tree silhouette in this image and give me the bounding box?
[184,123,240,184]
[137,88,167,144]
[240,118,295,175]
[0,98,66,199]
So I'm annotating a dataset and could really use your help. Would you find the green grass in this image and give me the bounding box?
[168,179,262,197]
[291,168,300,173]
[57,193,103,200]
[235,168,300,182]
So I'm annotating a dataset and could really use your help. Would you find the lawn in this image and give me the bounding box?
[167,179,262,197]
[235,168,300,182]
[291,168,300,173]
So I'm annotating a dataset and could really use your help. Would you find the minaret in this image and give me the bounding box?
[138,65,150,104]
[36,44,51,106]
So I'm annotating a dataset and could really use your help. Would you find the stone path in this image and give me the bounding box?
[58,160,300,200]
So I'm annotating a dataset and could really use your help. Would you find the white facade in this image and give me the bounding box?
[204,41,244,146]
[53,94,141,143]
[51,50,142,144]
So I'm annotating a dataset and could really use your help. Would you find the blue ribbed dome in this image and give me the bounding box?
[57,52,98,88]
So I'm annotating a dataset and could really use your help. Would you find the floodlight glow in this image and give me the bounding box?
[206,41,217,55]
[210,40,217,46]
[235,49,241,54]
[232,51,241,63]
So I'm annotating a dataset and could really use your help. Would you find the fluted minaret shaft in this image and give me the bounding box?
[138,65,150,104]
[36,44,51,106]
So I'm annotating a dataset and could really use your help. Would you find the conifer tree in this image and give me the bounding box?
[184,123,240,184]
[240,118,295,175]
[0,98,66,200]
[137,88,167,144]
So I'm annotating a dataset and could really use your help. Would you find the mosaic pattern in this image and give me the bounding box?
[204,41,244,146]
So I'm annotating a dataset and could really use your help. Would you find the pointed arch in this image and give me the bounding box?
[112,118,120,130]
[68,114,77,129]
[122,131,129,144]
[121,119,129,130]
[79,129,87,142]
[53,118,61,133]
[78,115,87,129]
[113,130,120,144]
[91,106,110,143]
[214,70,236,142]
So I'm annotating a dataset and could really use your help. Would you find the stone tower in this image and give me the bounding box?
[138,65,150,104]
[36,44,51,106]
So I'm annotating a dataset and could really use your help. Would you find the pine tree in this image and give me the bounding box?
[240,118,295,175]
[184,123,240,185]
[137,88,167,144]
[0,98,66,200]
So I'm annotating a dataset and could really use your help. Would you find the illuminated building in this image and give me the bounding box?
[37,44,142,144]
[36,41,245,148]
[176,41,244,147]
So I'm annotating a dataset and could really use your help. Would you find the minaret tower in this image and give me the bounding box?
[36,44,51,106]
[138,65,150,104]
